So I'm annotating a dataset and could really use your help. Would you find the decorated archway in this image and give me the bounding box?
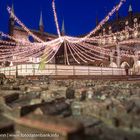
[132,61,140,75]
[121,62,130,68]
[109,62,118,68]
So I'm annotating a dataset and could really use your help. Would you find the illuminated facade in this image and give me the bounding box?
[2,3,140,72]
[95,4,140,68]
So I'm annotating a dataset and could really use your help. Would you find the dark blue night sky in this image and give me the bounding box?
[0,0,139,36]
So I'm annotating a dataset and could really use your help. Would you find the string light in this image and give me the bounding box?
[0,0,139,66]
[69,42,88,63]
[52,0,61,38]
[7,6,44,43]
[64,41,70,65]
[66,0,126,43]
[67,42,81,64]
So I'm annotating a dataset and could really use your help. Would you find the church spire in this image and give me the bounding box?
[128,4,133,18]
[10,3,14,18]
[96,15,99,26]
[39,11,43,27]
[128,4,133,12]
[39,11,44,32]
[61,19,65,36]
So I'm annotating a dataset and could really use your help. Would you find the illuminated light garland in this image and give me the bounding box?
[65,26,135,47]
[85,43,128,59]
[83,0,126,39]
[25,46,46,57]
[75,41,108,59]
[81,41,135,58]
[71,43,101,62]
[70,42,92,63]
[80,39,136,58]
[0,0,138,65]
[41,41,62,57]
[7,48,45,62]
[119,39,140,45]
[7,6,44,43]
[0,34,64,62]
[67,42,80,64]
[0,45,45,60]
[0,40,135,63]
[66,0,126,43]
[52,0,61,38]
[41,47,57,61]
[64,27,136,49]
[93,27,134,40]
[74,43,103,61]
[0,47,16,52]
[1,32,42,47]
[75,43,108,60]
[0,47,27,58]
[30,48,44,58]
[0,38,63,63]
[14,44,55,62]
[0,39,135,64]
[69,42,88,63]
[0,40,16,45]
[1,32,25,43]
[64,41,70,65]
[80,42,110,56]
[41,44,61,63]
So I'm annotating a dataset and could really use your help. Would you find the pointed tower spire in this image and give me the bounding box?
[128,4,133,19]
[128,4,133,12]
[39,11,44,32]
[39,11,43,26]
[96,14,99,26]
[61,19,65,36]
[10,3,14,18]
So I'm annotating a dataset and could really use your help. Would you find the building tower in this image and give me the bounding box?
[9,3,15,36]
[128,4,133,27]
[39,11,44,33]
[96,14,99,26]
[128,4,133,16]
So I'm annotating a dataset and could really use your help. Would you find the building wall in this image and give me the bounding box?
[8,10,140,67]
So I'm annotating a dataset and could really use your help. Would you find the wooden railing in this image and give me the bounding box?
[0,64,126,76]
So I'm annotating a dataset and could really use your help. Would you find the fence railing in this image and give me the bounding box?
[0,64,126,76]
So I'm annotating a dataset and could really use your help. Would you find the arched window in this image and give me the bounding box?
[28,36,34,43]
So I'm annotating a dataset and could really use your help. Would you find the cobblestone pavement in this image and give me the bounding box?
[0,77,140,140]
